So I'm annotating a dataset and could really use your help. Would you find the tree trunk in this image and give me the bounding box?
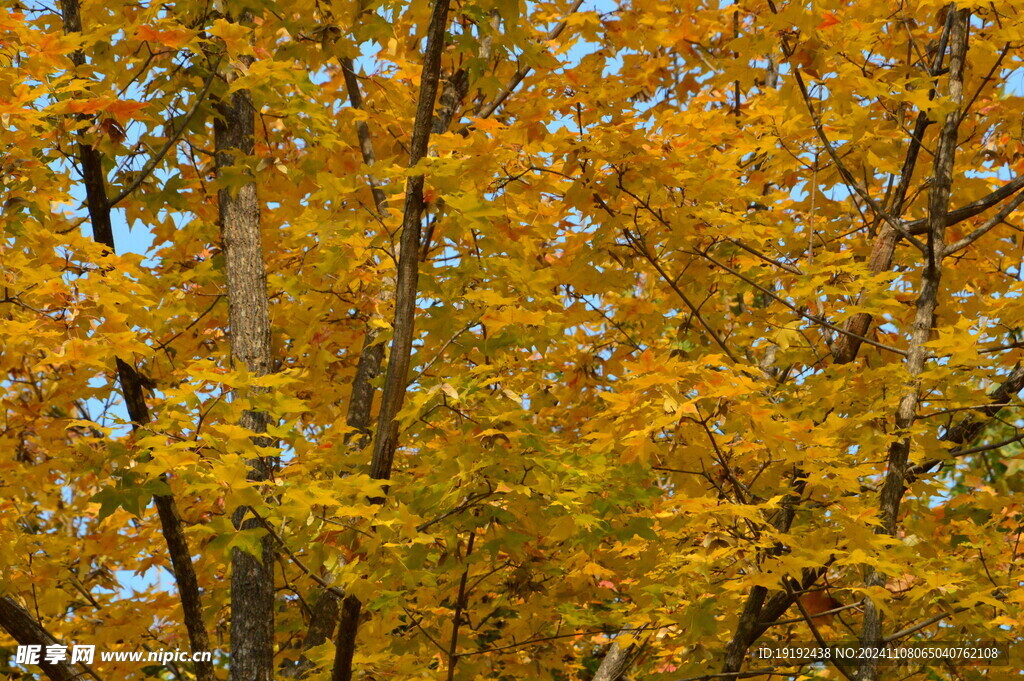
[331,1,453,679]
[52,5,215,681]
[215,39,276,681]
[831,9,953,365]
[855,8,969,680]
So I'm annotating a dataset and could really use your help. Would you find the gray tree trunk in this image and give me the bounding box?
[215,50,276,681]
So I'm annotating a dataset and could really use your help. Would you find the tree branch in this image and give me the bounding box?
[251,510,347,600]
[591,626,647,681]
[782,579,854,681]
[463,0,585,126]
[856,9,969,681]
[213,13,276,681]
[782,47,926,253]
[943,364,1024,441]
[621,228,739,363]
[906,174,1024,236]
[331,2,452,679]
[721,237,804,275]
[830,12,953,365]
[596,185,907,358]
[444,531,475,681]
[883,609,964,643]
[0,596,102,681]
[108,61,220,208]
[300,25,473,678]
[909,365,1024,478]
[674,669,804,681]
[942,188,1024,255]
[696,250,908,357]
[57,3,214,679]
[339,56,389,215]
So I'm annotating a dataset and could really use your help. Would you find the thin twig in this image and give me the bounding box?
[883,608,964,643]
[409,319,480,384]
[445,530,475,680]
[765,1,926,253]
[768,602,860,626]
[402,606,449,655]
[783,578,854,681]
[908,431,1024,477]
[109,57,221,208]
[622,228,739,362]
[463,0,585,126]
[697,250,908,357]
[672,667,803,681]
[250,509,347,600]
[455,626,671,657]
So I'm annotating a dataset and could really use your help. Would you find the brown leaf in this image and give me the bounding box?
[799,591,841,626]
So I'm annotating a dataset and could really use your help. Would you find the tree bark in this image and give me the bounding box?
[855,9,969,680]
[720,473,820,674]
[288,57,386,678]
[214,32,276,681]
[940,365,1024,445]
[293,55,473,681]
[0,596,86,681]
[592,627,644,681]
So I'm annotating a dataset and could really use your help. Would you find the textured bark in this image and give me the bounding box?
[367,0,455,483]
[286,589,340,678]
[306,590,340,645]
[364,14,446,478]
[432,69,469,135]
[592,641,631,681]
[331,595,363,681]
[855,9,969,681]
[830,226,902,364]
[719,566,830,673]
[905,174,1024,236]
[56,4,215,680]
[0,596,83,681]
[337,54,392,449]
[331,2,453,679]
[592,628,643,681]
[59,0,113,248]
[834,177,1024,363]
[297,65,471,674]
[420,69,470,259]
[721,586,768,673]
[340,56,389,219]
[826,11,1024,364]
[215,43,276,681]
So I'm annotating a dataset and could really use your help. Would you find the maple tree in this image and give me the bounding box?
[2,0,1024,680]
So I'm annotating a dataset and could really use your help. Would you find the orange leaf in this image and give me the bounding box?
[135,24,193,49]
[817,12,840,30]
[104,99,148,121]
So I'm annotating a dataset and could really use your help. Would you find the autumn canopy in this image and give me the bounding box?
[1,0,1023,679]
